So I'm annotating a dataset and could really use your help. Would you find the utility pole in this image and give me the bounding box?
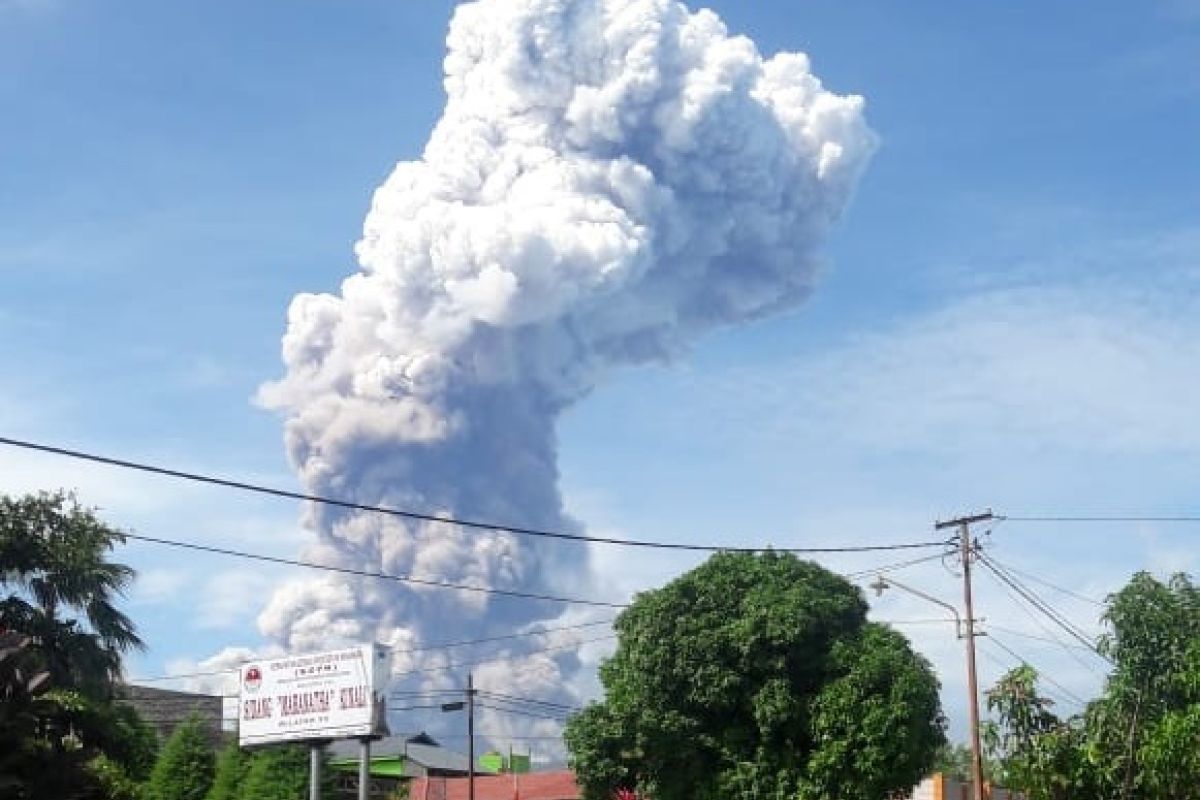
[468,672,476,800]
[936,511,993,800]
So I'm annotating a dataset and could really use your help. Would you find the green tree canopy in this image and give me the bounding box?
[145,714,216,800]
[0,490,150,799]
[564,552,945,800]
[984,571,1200,800]
[205,740,250,800]
[239,744,317,800]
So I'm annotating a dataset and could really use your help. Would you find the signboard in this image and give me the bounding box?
[238,643,391,747]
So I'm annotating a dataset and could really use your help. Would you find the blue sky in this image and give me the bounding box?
[2,0,1199,744]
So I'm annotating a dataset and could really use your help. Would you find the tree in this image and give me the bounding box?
[982,665,1092,799]
[205,740,250,800]
[0,490,149,799]
[0,491,142,691]
[239,744,320,800]
[145,714,216,800]
[564,552,945,800]
[984,571,1200,800]
[932,743,995,783]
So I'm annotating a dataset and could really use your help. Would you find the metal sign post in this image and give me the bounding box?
[358,738,371,800]
[310,742,323,800]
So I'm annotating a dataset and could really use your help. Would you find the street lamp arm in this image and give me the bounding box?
[871,575,964,638]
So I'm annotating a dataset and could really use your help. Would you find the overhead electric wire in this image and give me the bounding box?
[987,624,1098,652]
[982,556,1105,606]
[132,667,236,684]
[131,620,617,684]
[402,620,615,652]
[841,550,953,580]
[977,552,1105,655]
[0,436,951,555]
[1001,514,1200,523]
[475,702,572,721]
[384,703,454,713]
[391,635,616,679]
[985,635,1089,708]
[977,641,1084,711]
[121,531,626,609]
[977,556,1105,671]
[432,732,565,741]
[982,569,1106,678]
[975,552,1110,672]
[476,691,582,712]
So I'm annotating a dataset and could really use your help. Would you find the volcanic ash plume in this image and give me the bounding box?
[255,0,875,705]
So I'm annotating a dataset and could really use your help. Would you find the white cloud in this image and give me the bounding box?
[675,279,1200,459]
[130,568,191,606]
[196,570,277,631]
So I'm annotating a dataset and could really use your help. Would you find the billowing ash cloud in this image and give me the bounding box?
[255,0,874,731]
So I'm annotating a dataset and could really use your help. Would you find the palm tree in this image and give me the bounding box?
[0,491,142,692]
[0,491,152,798]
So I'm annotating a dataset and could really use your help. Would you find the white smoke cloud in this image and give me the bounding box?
[253,0,874,737]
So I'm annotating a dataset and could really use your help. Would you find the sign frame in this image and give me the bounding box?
[238,643,391,747]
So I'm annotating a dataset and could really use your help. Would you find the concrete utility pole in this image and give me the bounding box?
[936,511,993,800]
[468,672,476,800]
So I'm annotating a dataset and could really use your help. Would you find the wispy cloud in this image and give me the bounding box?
[672,274,1200,459]
[196,570,276,631]
[131,568,191,606]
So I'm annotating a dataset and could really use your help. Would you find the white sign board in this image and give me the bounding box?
[238,643,391,747]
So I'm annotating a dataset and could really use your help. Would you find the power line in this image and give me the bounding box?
[131,668,237,684]
[986,624,1098,652]
[131,620,617,683]
[401,620,614,654]
[975,552,1109,667]
[981,565,1106,679]
[983,557,1105,606]
[475,702,572,722]
[476,691,582,712]
[0,436,950,555]
[122,531,626,609]
[984,635,1089,708]
[977,641,1084,711]
[391,635,616,679]
[434,733,565,741]
[1001,514,1200,523]
[841,551,953,580]
[978,552,1102,651]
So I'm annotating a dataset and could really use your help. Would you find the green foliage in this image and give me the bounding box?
[239,744,315,800]
[564,552,945,800]
[145,715,216,800]
[984,571,1200,799]
[205,740,249,800]
[87,753,146,800]
[0,491,148,799]
[982,665,1092,799]
[931,743,995,783]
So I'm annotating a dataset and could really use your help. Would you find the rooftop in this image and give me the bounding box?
[409,770,580,800]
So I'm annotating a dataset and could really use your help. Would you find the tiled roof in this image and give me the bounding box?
[117,685,225,746]
[409,770,580,800]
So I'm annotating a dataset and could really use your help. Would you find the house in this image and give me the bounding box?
[908,774,1021,800]
[118,685,225,746]
[409,770,580,800]
[327,732,498,800]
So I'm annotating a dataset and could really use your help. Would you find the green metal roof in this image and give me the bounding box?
[329,756,407,778]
